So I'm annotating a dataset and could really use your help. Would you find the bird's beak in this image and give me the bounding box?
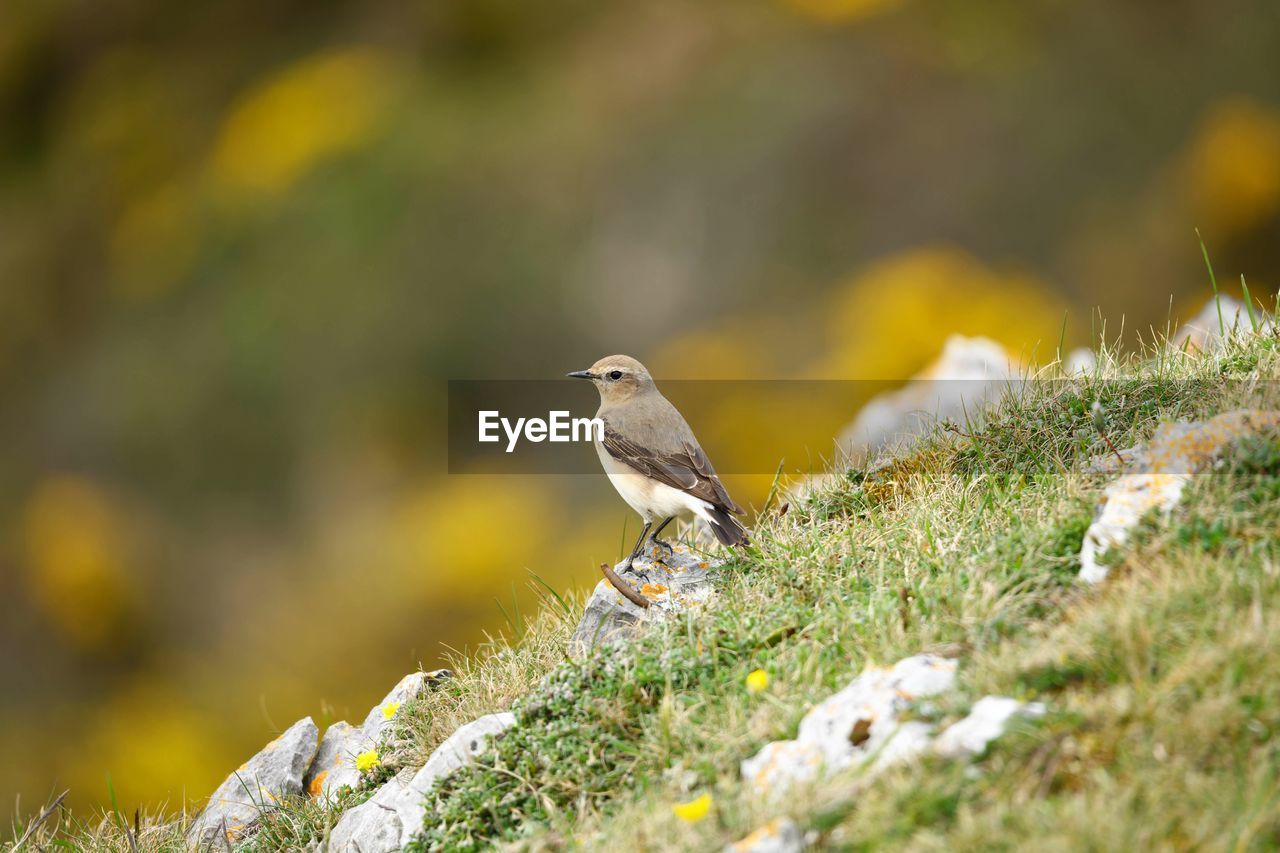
[566,370,596,380]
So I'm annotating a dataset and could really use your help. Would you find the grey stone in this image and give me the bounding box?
[326,712,516,852]
[741,656,957,797]
[569,544,718,658]
[933,696,1045,760]
[725,817,805,853]
[188,716,319,845]
[304,668,453,802]
[303,721,372,802]
[837,335,1017,461]
[360,670,450,742]
[1172,295,1272,352]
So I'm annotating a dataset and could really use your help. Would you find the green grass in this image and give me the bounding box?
[7,327,1279,851]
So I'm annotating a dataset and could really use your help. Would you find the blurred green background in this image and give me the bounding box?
[2,0,1278,823]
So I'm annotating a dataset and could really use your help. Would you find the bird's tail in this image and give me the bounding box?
[705,505,750,547]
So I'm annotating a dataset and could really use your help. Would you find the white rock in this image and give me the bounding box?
[188,717,319,845]
[838,335,1018,460]
[304,669,452,802]
[740,740,827,793]
[1064,347,1097,374]
[360,671,442,741]
[933,696,1045,759]
[870,720,936,770]
[725,817,805,853]
[1079,410,1280,583]
[1172,295,1272,352]
[326,712,516,852]
[570,546,718,657]
[741,655,957,797]
[303,722,372,802]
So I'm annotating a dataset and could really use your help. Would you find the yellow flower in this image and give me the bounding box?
[355,750,380,774]
[784,0,903,24]
[211,48,396,195]
[672,792,712,823]
[746,669,770,694]
[382,700,401,720]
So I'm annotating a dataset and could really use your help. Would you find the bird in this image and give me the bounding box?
[568,354,748,571]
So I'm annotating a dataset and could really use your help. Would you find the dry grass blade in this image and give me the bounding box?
[12,789,68,851]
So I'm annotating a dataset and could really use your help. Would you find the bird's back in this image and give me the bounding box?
[597,390,697,453]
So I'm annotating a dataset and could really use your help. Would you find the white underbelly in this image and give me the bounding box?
[596,441,712,522]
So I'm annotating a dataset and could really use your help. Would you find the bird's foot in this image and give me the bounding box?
[647,538,675,563]
[620,557,661,586]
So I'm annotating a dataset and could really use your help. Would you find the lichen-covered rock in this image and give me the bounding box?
[304,669,452,802]
[725,817,805,853]
[933,696,1045,759]
[569,545,718,657]
[326,712,516,852]
[188,717,319,845]
[741,657,1049,801]
[741,655,957,797]
[1080,409,1280,583]
[303,721,369,802]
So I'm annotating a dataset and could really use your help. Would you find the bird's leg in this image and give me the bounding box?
[621,522,652,578]
[647,516,676,561]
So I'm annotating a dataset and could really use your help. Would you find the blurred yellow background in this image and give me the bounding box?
[1,0,1278,823]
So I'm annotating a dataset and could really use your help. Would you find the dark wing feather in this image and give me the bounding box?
[601,426,743,515]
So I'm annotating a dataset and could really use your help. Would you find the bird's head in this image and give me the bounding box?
[567,355,654,403]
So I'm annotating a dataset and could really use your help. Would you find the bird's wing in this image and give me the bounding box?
[601,424,744,514]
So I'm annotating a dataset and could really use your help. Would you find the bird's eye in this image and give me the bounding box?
[608,370,623,381]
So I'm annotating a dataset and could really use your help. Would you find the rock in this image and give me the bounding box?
[1079,409,1280,583]
[360,670,451,741]
[838,335,1018,461]
[741,655,957,797]
[1172,295,1272,352]
[933,696,1045,759]
[304,722,370,802]
[322,769,412,853]
[569,545,718,657]
[326,712,516,852]
[304,669,453,802]
[725,817,805,853]
[741,657,1051,800]
[1064,347,1097,374]
[188,717,319,846]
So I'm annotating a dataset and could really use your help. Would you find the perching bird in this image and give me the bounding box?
[568,355,748,570]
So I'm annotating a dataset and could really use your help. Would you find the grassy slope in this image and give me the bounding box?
[406,332,1280,852]
[7,330,1279,851]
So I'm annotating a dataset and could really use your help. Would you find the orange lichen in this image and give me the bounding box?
[308,770,328,798]
[1080,410,1280,583]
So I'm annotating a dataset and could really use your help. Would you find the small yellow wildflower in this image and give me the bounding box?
[355,750,380,774]
[746,669,770,694]
[672,792,712,823]
[382,700,401,720]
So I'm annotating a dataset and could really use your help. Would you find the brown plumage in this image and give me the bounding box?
[568,355,748,556]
